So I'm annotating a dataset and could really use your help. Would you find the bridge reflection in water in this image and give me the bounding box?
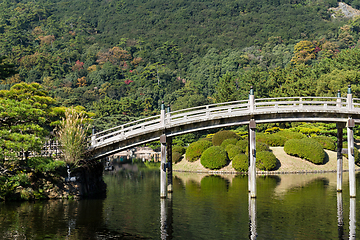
[159,191,356,240]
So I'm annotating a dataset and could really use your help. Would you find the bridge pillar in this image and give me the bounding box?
[167,136,173,193]
[249,119,256,198]
[337,123,345,192]
[249,86,255,112]
[161,102,166,127]
[160,134,167,198]
[91,126,96,146]
[347,118,356,198]
[347,85,353,110]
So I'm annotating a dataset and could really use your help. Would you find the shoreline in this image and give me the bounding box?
[172,146,360,175]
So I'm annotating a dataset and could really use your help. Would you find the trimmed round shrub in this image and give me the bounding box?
[173,145,185,155]
[284,138,325,164]
[236,139,248,153]
[221,138,238,148]
[172,151,183,164]
[212,130,238,146]
[225,144,243,160]
[256,133,287,146]
[311,136,336,151]
[256,151,277,171]
[185,140,212,162]
[343,143,360,165]
[232,154,248,172]
[275,130,305,140]
[200,146,229,169]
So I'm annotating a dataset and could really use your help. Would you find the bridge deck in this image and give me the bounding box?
[88,96,360,160]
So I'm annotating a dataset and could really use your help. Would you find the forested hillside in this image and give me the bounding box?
[1,0,360,130]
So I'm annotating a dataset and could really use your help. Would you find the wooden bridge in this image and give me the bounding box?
[88,86,360,199]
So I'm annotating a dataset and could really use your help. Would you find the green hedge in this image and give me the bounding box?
[185,140,212,162]
[172,151,183,164]
[256,133,287,146]
[311,136,336,151]
[236,139,248,153]
[284,138,325,164]
[173,145,185,155]
[275,130,305,140]
[200,146,229,169]
[212,130,238,146]
[225,144,243,160]
[221,138,238,148]
[232,154,248,172]
[256,151,277,171]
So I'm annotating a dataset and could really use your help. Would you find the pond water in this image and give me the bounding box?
[0,164,359,239]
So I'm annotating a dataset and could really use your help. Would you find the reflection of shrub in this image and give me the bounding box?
[212,130,238,146]
[185,140,212,162]
[225,144,243,160]
[284,138,325,164]
[236,139,248,153]
[232,154,248,172]
[256,133,287,146]
[256,151,277,171]
[173,151,183,163]
[221,138,238,148]
[200,146,228,169]
[343,143,360,165]
[311,136,336,151]
[201,175,228,195]
[173,145,185,155]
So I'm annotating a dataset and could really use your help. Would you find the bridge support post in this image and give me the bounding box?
[337,123,345,192]
[249,119,256,198]
[167,137,173,193]
[347,85,353,110]
[347,118,356,198]
[160,134,167,198]
[91,126,96,146]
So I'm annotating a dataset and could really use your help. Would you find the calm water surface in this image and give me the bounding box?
[0,164,360,239]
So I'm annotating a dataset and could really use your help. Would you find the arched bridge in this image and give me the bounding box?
[88,87,360,199]
[89,91,360,160]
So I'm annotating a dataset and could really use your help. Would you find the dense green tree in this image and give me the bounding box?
[0,83,55,162]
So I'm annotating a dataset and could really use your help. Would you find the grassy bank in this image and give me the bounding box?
[172,147,360,174]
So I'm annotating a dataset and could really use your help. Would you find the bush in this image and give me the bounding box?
[221,138,238,148]
[256,133,287,146]
[311,136,336,151]
[173,151,183,164]
[284,138,325,164]
[275,130,305,140]
[212,130,238,146]
[236,139,248,153]
[232,154,248,172]
[173,145,185,155]
[225,144,243,160]
[200,146,229,169]
[27,157,66,172]
[256,151,277,171]
[185,140,212,162]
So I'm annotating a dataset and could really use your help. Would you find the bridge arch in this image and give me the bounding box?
[89,86,359,198]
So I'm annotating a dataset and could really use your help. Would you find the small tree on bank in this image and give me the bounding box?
[56,108,90,166]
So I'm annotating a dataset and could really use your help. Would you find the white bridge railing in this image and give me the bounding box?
[89,94,360,148]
